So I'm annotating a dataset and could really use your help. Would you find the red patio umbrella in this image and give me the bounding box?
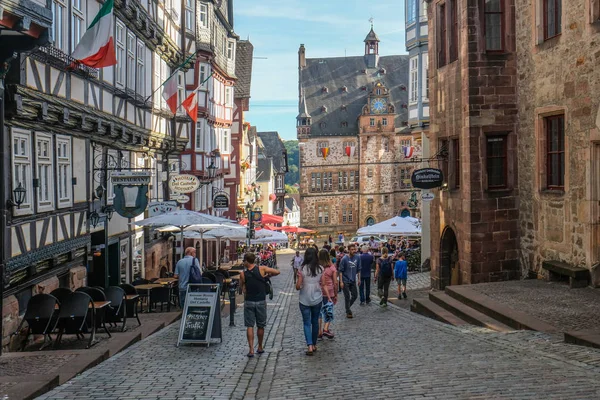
[281,226,316,234]
[239,213,284,226]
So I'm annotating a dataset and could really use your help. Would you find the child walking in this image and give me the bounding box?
[318,249,338,338]
[395,253,408,299]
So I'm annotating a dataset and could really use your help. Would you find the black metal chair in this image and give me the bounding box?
[11,294,59,350]
[200,277,214,285]
[104,286,127,331]
[149,286,171,312]
[50,288,72,305]
[75,287,111,337]
[213,271,227,301]
[93,286,106,293]
[119,284,142,326]
[54,292,93,348]
[203,272,217,283]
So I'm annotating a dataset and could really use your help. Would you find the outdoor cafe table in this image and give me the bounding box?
[133,284,164,312]
[55,300,111,348]
[154,278,178,285]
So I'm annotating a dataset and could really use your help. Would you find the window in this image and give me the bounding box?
[56,136,72,207]
[422,54,429,100]
[323,172,333,192]
[51,0,66,51]
[421,0,429,21]
[12,131,32,213]
[400,168,412,189]
[383,137,389,152]
[199,64,209,88]
[71,0,84,50]
[199,3,208,28]
[222,129,230,153]
[484,0,503,51]
[367,168,373,178]
[341,121,348,128]
[127,33,136,90]
[342,204,354,223]
[195,121,204,150]
[449,0,458,62]
[486,136,507,188]
[225,87,232,107]
[354,170,359,188]
[136,41,145,96]
[177,73,185,114]
[440,139,449,184]
[317,205,329,224]
[409,56,419,103]
[227,41,235,60]
[546,115,565,189]
[383,194,390,204]
[185,0,193,31]
[116,22,125,86]
[407,0,416,24]
[452,138,460,188]
[382,118,388,126]
[590,0,600,23]
[376,88,382,95]
[36,133,54,210]
[316,141,329,157]
[222,35,227,57]
[370,118,375,127]
[401,139,412,148]
[437,3,447,67]
[349,171,356,190]
[544,0,562,39]
[277,175,283,189]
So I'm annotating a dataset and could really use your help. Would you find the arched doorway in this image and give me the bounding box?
[366,217,375,226]
[440,226,459,289]
[400,209,411,217]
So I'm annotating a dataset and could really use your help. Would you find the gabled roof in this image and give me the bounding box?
[284,197,298,212]
[299,55,409,137]
[257,131,287,173]
[235,40,254,99]
[257,158,272,182]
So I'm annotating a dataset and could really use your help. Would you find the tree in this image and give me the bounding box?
[284,140,299,186]
[285,184,298,194]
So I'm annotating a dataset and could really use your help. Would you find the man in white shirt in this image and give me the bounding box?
[292,251,304,283]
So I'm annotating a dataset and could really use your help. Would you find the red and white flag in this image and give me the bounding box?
[181,89,198,123]
[71,0,116,68]
[345,146,356,157]
[162,74,178,114]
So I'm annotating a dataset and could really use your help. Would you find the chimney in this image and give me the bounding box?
[299,44,306,70]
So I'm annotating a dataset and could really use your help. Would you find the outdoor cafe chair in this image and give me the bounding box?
[212,271,227,301]
[149,286,171,312]
[11,294,59,351]
[132,278,149,286]
[50,288,72,306]
[104,286,127,331]
[76,287,111,337]
[119,283,142,326]
[203,272,217,283]
[54,292,93,348]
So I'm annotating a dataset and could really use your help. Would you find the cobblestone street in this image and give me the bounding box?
[38,253,600,399]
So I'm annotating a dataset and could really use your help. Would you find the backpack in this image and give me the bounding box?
[379,257,393,278]
[188,258,203,284]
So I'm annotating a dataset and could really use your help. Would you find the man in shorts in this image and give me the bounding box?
[394,252,408,299]
[239,252,280,357]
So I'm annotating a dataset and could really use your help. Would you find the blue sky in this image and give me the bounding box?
[234,0,407,141]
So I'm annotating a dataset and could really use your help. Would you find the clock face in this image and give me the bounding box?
[371,98,387,114]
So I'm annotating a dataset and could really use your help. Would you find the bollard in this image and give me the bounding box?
[229,282,237,326]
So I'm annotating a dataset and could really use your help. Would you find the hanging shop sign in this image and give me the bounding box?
[148,201,178,217]
[411,168,444,189]
[112,171,151,218]
[213,194,229,211]
[110,171,152,185]
[421,192,435,202]
[174,194,190,204]
[169,174,200,193]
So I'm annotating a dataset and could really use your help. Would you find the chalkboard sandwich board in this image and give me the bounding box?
[177,284,222,347]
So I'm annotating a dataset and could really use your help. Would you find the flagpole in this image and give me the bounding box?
[144,52,197,104]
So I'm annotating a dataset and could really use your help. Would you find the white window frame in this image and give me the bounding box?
[136,40,145,96]
[316,141,329,157]
[35,133,54,211]
[225,86,232,107]
[422,54,429,101]
[56,135,72,208]
[195,121,204,151]
[199,3,208,28]
[12,130,33,215]
[370,118,375,126]
[227,40,235,60]
[185,0,193,31]
[71,0,84,51]
[382,118,388,126]
[222,128,230,153]
[51,0,67,52]
[409,56,419,104]
[116,22,126,87]
[199,64,209,89]
[177,72,185,114]
[127,32,136,90]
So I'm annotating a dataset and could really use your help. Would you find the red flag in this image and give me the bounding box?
[162,74,178,114]
[182,89,198,123]
[345,146,356,157]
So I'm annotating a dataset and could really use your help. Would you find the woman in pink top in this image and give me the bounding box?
[318,249,338,339]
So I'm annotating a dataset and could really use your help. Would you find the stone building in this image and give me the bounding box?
[297,27,417,236]
[257,132,288,216]
[515,0,600,281]
[427,0,520,288]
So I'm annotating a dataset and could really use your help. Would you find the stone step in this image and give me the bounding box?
[445,285,559,333]
[429,292,514,332]
[564,329,600,350]
[411,298,471,327]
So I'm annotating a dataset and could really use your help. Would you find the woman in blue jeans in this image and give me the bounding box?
[296,247,331,355]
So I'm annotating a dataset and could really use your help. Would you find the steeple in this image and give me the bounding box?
[297,89,311,137]
[364,21,380,68]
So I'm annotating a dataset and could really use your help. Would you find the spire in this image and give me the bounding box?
[297,90,311,119]
[364,18,380,42]
[364,21,380,68]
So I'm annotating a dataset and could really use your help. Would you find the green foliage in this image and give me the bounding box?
[406,248,422,271]
[284,140,299,186]
[285,184,299,194]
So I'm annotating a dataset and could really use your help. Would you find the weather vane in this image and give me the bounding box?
[369,17,374,28]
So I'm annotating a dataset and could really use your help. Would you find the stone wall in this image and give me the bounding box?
[516,0,600,275]
[69,266,87,290]
[2,295,19,349]
[144,239,173,279]
[428,0,520,289]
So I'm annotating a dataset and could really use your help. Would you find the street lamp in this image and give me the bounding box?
[89,210,100,228]
[95,184,105,200]
[207,162,217,179]
[102,205,115,221]
[7,182,27,208]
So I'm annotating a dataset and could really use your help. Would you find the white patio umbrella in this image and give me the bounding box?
[135,210,238,267]
[184,223,244,268]
[251,229,289,244]
[356,216,422,237]
[202,226,246,268]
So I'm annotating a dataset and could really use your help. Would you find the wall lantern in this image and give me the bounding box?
[8,182,27,208]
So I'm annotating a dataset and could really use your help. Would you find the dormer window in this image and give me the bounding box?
[321,105,328,112]
[376,89,382,95]
[341,86,348,92]
[341,121,348,128]
[361,69,367,74]
[320,122,327,129]
[379,68,387,74]
[361,86,367,91]
[322,86,329,93]
[341,104,347,111]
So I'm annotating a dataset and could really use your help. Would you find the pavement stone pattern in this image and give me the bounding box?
[38,253,600,399]
[0,354,77,377]
[469,280,600,332]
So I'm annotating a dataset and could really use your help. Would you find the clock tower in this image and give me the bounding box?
[359,82,396,134]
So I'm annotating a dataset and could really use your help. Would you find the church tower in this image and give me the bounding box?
[364,24,380,68]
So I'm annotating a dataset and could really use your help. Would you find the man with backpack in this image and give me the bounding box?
[239,252,280,357]
[174,247,202,307]
[374,247,393,307]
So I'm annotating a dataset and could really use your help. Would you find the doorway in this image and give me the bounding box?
[366,217,375,226]
[440,226,459,289]
[400,209,411,217]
